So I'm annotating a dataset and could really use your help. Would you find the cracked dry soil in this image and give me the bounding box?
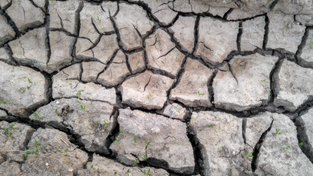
[0,0,313,176]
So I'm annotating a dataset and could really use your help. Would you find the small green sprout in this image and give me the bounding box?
[27,86,31,89]
[307,41,313,50]
[55,109,59,115]
[126,169,130,175]
[156,0,158,2]
[10,122,17,130]
[149,20,152,25]
[198,91,205,96]
[276,129,282,135]
[282,146,291,150]
[175,57,178,61]
[243,151,254,159]
[90,100,92,105]
[114,137,119,144]
[229,168,232,173]
[157,35,160,38]
[282,21,290,30]
[91,165,94,168]
[136,61,140,66]
[208,125,214,128]
[300,142,304,146]
[56,149,63,153]
[134,137,136,143]
[147,92,153,100]
[133,158,139,166]
[142,169,152,176]
[80,105,86,111]
[218,147,221,153]
[119,130,123,134]
[27,78,32,84]
[191,119,194,122]
[161,61,165,65]
[145,139,151,149]
[261,79,266,82]
[96,16,101,22]
[34,139,40,148]
[77,100,81,104]
[31,110,41,120]
[13,141,15,145]
[103,120,110,127]
[78,90,82,98]
[198,129,203,133]
[3,128,12,137]
[88,127,93,131]
[65,148,69,152]
[141,155,149,161]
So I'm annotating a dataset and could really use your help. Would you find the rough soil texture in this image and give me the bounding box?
[0,0,313,176]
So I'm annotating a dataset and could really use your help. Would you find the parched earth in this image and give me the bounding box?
[0,0,313,176]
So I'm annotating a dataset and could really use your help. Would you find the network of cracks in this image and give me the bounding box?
[0,0,313,175]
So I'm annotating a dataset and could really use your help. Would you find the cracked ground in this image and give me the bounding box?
[0,0,313,175]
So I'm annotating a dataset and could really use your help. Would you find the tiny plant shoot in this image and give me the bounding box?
[31,110,41,120]
[261,79,266,82]
[208,125,214,128]
[103,120,109,127]
[133,158,139,166]
[147,92,153,100]
[136,61,140,66]
[308,41,313,50]
[78,90,82,98]
[300,142,304,146]
[198,91,205,96]
[276,129,282,135]
[97,16,101,22]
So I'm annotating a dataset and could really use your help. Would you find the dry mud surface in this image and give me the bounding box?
[0,0,313,176]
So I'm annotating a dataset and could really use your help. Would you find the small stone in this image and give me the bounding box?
[119,70,174,110]
[274,60,313,112]
[170,58,214,108]
[6,0,45,33]
[195,17,238,64]
[157,103,187,121]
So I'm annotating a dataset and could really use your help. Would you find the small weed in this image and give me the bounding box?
[80,105,86,111]
[91,165,94,168]
[142,169,152,176]
[90,100,92,106]
[208,125,214,128]
[56,149,63,153]
[145,139,151,149]
[78,90,82,98]
[27,86,31,89]
[119,130,123,134]
[156,0,158,2]
[282,21,290,30]
[125,169,130,176]
[31,110,41,120]
[55,109,59,116]
[243,151,254,159]
[88,127,93,131]
[198,129,203,133]
[261,79,266,82]
[161,61,165,65]
[65,148,69,152]
[229,168,232,173]
[300,142,304,146]
[307,41,313,50]
[96,16,101,22]
[114,137,119,144]
[191,119,194,122]
[175,57,178,61]
[157,34,160,38]
[282,146,291,150]
[149,20,152,25]
[10,122,17,130]
[198,91,205,96]
[77,100,81,104]
[218,147,221,153]
[103,120,110,127]
[23,140,44,160]
[134,137,136,143]
[141,155,149,161]
[147,92,153,100]
[135,61,140,66]
[0,100,10,105]
[133,158,139,166]
[276,129,282,135]
[13,141,15,145]
[3,128,12,137]
[27,78,32,84]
